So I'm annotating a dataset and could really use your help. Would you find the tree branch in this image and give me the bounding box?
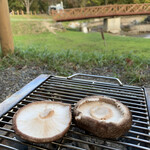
[21,0,25,6]
[29,0,34,7]
[21,0,27,6]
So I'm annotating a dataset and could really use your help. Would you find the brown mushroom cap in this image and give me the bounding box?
[13,101,72,143]
[74,96,132,139]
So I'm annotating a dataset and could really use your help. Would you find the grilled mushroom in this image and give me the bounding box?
[13,101,72,143]
[74,96,132,139]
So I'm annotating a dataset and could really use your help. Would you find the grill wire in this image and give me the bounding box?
[0,76,150,150]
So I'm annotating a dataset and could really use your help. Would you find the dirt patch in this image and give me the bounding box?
[0,66,54,103]
[42,21,56,34]
[11,20,65,35]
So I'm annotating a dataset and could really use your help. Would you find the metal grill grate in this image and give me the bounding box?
[0,74,150,150]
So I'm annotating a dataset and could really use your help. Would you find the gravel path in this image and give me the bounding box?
[0,66,55,103]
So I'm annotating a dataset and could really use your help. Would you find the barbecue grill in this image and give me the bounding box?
[0,73,150,150]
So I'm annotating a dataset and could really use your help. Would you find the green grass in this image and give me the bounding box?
[0,16,150,85]
[13,31,150,59]
[1,44,149,85]
[10,15,53,35]
[10,14,52,20]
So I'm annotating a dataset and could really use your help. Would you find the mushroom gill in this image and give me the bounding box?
[13,101,72,143]
[74,96,132,139]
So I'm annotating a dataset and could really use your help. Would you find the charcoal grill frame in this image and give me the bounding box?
[0,74,150,150]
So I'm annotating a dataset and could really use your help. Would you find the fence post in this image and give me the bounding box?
[21,10,24,15]
[17,10,19,15]
[0,0,14,56]
[12,10,14,15]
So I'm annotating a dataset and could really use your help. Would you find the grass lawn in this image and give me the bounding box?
[10,14,52,20]
[0,15,150,85]
[14,31,150,59]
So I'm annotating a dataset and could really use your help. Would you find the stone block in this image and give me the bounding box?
[104,17,121,34]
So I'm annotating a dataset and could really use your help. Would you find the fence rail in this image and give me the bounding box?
[51,3,150,21]
[10,10,37,15]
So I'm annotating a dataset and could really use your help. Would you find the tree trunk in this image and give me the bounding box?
[26,5,30,14]
[26,0,30,14]
[0,0,14,56]
[24,0,34,14]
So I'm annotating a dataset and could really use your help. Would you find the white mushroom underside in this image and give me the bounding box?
[16,103,71,138]
[77,101,123,123]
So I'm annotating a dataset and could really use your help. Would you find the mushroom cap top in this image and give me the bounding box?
[77,101,123,123]
[74,95,131,124]
[74,96,132,139]
[13,101,72,143]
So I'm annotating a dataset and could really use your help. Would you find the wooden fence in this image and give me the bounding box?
[10,10,37,15]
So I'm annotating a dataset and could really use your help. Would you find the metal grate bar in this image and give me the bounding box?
[0,135,48,150]
[0,131,71,150]
[25,97,51,102]
[41,84,145,101]
[131,125,150,131]
[69,126,150,141]
[71,124,149,134]
[27,93,80,103]
[44,82,145,98]
[132,115,149,120]
[45,78,143,94]
[38,87,146,106]
[44,81,145,98]
[56,78,141,93]
[36,87,146,106]
[52,141,85,150]
[133,120,149,125]
[4,111,16,115]
[48,77,143,91]
[33,89,145,103]
[128,130,150,137]
[2,115,13,119]
[63,136,118,150]
[32,90,146,104]
[113,140,150,150]
[28,92,147,112]
[0,121,12,126]
[130,110,148,116]
[45,78,143,93]
[126,106,147,111]
[29,93,147,110]
[0,144,17,150]
[122,135,150,144]
[0,127,14,133]
[21,99,33,104]
[34,88,146,107]
[68,129,150,150]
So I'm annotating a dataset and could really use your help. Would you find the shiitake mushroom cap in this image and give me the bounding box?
[73,96,132,139]
[13,101,72,143]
